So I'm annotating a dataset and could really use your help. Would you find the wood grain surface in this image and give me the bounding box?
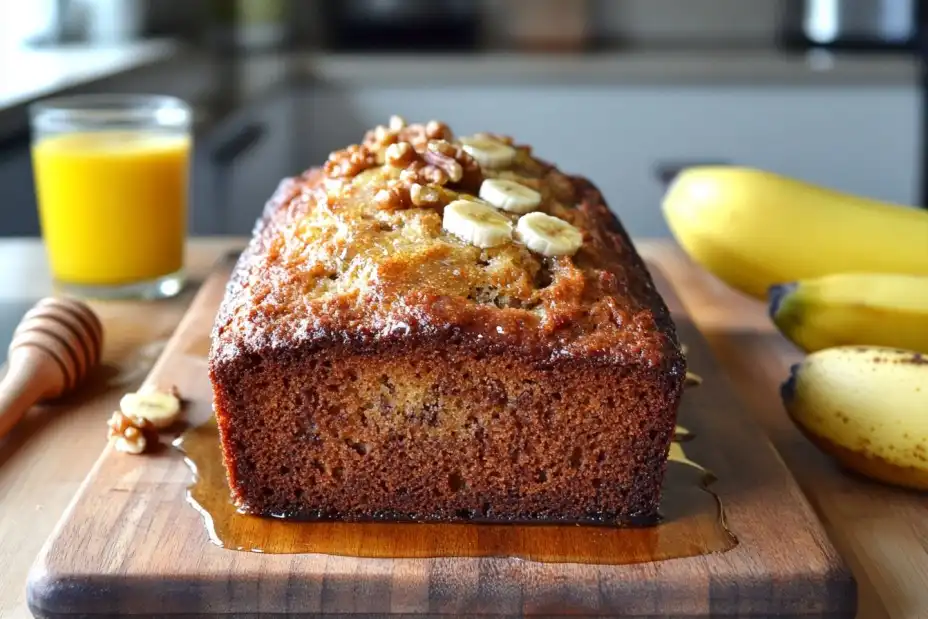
[5,239,927,619]
[653,249,928,619]
[25,260,856,619]
[0,238,244,619]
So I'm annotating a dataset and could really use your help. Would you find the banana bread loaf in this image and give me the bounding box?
[208,117,686,524]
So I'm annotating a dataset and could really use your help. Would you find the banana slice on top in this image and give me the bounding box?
[459,135,516,168]
[479,179,542,214]
[443,199,513,248]
[119,388,182,429]
[516,212,583,257]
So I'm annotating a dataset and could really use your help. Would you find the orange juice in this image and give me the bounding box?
[32,131,189,286]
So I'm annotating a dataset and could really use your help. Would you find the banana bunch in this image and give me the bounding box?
[782,346,928,491]
[662,167,928,491]
[769,273,928,354]
[661,167,928,300]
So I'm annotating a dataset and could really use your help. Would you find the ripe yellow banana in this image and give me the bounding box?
[662,167,928,299]
[781,346,928,491]
[769,273,928,354]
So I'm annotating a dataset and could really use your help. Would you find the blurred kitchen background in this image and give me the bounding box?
[0,0,924,239]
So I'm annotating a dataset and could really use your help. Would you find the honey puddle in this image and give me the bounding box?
[174,419,736,564]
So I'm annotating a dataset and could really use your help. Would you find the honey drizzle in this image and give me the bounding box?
[174,419,736,564]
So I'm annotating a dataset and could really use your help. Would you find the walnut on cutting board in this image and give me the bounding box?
[107,411,159,455]
[106,385,185,455]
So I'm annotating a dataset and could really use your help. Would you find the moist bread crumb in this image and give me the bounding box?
[208,118,686,523]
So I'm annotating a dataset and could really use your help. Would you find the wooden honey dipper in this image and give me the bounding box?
[0,297,103,440]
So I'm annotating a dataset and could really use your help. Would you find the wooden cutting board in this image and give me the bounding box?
[27,260,856,618]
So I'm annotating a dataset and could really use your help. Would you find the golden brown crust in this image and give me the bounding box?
[212,121,680,371]
[209,119,686,523]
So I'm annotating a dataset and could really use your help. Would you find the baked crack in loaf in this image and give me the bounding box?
[208,117,686,523]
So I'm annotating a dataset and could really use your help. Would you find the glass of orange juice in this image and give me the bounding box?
[30,94,192,299]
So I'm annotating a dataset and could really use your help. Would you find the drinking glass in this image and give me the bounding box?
[30,94,192,299]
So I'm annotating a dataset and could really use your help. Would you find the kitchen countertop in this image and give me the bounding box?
[0,39,183,143]
[157,48,921,99]
[0,39,181,113]
[0,238,925,618]
[300,48,921,87]
[0,44,919,140]
[77,47,924,157]
[3,43,917,104]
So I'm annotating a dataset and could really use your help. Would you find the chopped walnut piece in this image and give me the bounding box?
[107,411,159,455]
[409,183,444,207]
[425,120,452,140]
[373,125,399,148]
[363,116,447,154]
[392,140,481,191]
[374,181,410,211]
[375,179,449,211]
[374,138,482,213]
[424,141,464,182]
[410,160,450,186]
[398,167,419,185]
[363,125,397,154]
[427,140,483,193]
[396,121,455,151]
[375,188,398,209]
[385,142,417,168]
[323,144,377,179]
[363,117,458,165]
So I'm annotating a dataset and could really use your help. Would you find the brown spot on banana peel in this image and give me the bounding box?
[868,350,927,365]
[785,406,928,491]
[780,354,928,490]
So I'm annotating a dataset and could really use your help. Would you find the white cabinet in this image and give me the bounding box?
[296,85,920,238]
